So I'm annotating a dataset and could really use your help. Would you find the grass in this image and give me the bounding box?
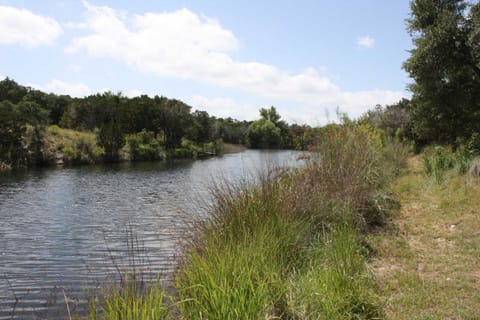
[173,123,408,319]
[88,275,171,320]
[369,156,480,319]
[43,125,104,165]
[287,225,381,320]
[81,122,410,319]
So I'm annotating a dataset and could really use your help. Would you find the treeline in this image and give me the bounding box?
[0,78,318,169]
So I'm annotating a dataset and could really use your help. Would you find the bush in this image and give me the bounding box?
[43,126,104,165]
[421,146,455,183]
[124,130,165,161]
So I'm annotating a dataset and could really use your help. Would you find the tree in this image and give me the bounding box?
[189,110,214,143]
[404,0,480,144]
[0,101,26,166]
[359,99,413,140]
[97,121,125,162]
[0,78,28,104]
[247,118,281,149]
[153,97,193,150]
[248,107,288,149]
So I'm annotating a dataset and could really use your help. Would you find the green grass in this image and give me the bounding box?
[43,125,104,165]
[287,225,381,320]
[173,123,407,319]
[83,122,409,319]
[370,156,480,319]
[88,275,170,320]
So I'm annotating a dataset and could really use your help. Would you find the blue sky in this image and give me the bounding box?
[0,0,412,124]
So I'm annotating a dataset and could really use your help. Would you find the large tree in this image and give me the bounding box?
[247,107,289,149]
[404,0,480,144]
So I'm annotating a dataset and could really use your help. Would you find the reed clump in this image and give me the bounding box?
[88,274,171,320]
[84,121,408,319]
[174,122,409,319]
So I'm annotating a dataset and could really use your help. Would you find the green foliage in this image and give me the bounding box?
[404,0,480,144]
[213,117,249,145]
[420,142,480,183]
[0,77,28,104]
[359,99,413,142]
[175,121,406,319]
[97,121,125,162]
[89,275,170,320]
[422,146,455,183]
[247,118,282,149]
[0,100,27,166]
[247,106,293,149]
[189,110,214,143]
[287,226,381,320]
[289,124,316,150]
[124,130,165,161]
[44,126,104,165]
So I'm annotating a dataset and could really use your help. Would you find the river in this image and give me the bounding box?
[0,150,303,319]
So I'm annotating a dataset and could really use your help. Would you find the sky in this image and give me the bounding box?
[0,0,413,125]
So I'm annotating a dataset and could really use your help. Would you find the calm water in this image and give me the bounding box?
[0,150,303,319]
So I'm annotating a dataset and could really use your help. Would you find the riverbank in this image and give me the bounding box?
[369,156,480,319]
[2,125,234,170]
[86,123,410,319]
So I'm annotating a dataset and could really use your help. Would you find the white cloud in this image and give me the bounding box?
[64,21,88,29]
[0,6,62,47]
[357,35,375,49]
[29,79,92,97]
[66,3,402,121]
[67,64,83,73]
[186,95,259,121]
[125,89,144,97]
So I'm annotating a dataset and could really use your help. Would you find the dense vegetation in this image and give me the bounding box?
[0,79,321,169]
[404,0,480,147]
[85,121,409,319]
[5,0,480,318]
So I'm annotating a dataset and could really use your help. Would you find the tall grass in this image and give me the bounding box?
[287,225,380,320]
[88,275,170,320]
[83,121,408,319]
[174,122,408,319]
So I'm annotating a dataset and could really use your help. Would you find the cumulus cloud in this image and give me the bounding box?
[357,35,375,49]
[0,6,62,47]
[29,79,92,97]
[66,2,402,119]
[186,95,259,121]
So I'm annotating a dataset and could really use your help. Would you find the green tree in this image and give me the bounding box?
[0,101,26,166]
[97,121,125,162]
[404,0,480,144]
[247,118,281,149]
[248,106,291,149]
[0,78,28,104]
[153,97,193,150]
[189,110,214,143]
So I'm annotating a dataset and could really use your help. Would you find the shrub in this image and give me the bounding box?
[421,146,455,183]
[124,130,165,161]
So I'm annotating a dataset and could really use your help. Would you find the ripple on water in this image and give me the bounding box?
[0,150,305,319]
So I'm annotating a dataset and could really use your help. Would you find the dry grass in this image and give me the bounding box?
[369,156,480,319]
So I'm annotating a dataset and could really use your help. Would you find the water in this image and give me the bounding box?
[0,150,303,319]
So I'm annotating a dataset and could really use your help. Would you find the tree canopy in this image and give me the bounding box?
[404,0,480,145]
